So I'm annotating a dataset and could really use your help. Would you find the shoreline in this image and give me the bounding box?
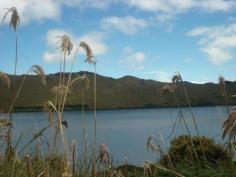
[2,104,235,113]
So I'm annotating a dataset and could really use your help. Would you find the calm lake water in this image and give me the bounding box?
[1,106,232,165]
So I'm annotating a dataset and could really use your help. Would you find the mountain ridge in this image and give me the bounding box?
[0,71,235,112]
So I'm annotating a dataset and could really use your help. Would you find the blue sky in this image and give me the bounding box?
[0,0,236,83]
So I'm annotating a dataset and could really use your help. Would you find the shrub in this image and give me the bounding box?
[160,135,229,166]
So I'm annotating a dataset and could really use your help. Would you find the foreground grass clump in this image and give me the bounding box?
[0,155,70,177]
[0,136,236,177]
[160,135,229,166]
[149,135,236,177]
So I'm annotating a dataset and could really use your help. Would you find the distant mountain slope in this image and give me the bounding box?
[0,72,235,112]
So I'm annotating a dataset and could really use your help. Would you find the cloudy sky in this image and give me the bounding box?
[0,0,236,83]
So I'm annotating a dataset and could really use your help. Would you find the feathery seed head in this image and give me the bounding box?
[222,107,236,139]
[0,118,11,127]
[171,74,181,84]
[218,75,227,97]
[51,85,70,96]
[79,41,96,64]
[69,75,83,87]
[0,72,10,88]
[218,75,225,90]
[57,34,73,56]
[43,101,56,126]
[98,144,109,164]
[29,65,46,85]
[69,74,90,89]
[147,135,159,152]
[143,161,152,175]
[2,7,20,32]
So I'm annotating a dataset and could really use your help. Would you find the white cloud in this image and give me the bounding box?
[43,52,61,63]
[0,0,112,24]
[0,0,60,24]
[1,0,236,25]
[119,47,146,70]
[191,78,210,84]
[125,0,236,13]
[149,14,174,32]
[191,80,206,84]
[80,32,107,55]
[198,0,236,12]
[156,71,170,82]
[126,0,172,12]
[101,16,147,35]
[144,70,170,82]
[43,29,107,63]
[187,22,236,65]
[187,27,216,36]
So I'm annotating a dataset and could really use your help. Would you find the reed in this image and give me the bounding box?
[45,34,75,163]
[218,75,229,113]
[77,74,90,177]
[80,41,97,177]
[222,106,236,157]
[2,6,20,160]
[159,74,201,163]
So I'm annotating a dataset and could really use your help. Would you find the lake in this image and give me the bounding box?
[1,106,231,166]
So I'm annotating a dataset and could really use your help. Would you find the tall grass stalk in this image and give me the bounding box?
[93,64,97,177]
[222,107,236,157]
[1,6,20,159]
[160,77,200,162]
[79,41,97,177]
[81,74,90,177]
[219,75,229,113]
[49,34,74,162]
[176,73,207,162]
[60,46,79,161]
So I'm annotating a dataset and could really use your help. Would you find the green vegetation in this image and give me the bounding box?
[160,135,229,166]
[0,73,235,112]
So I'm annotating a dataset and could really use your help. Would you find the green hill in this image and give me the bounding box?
[0,72,235,112]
